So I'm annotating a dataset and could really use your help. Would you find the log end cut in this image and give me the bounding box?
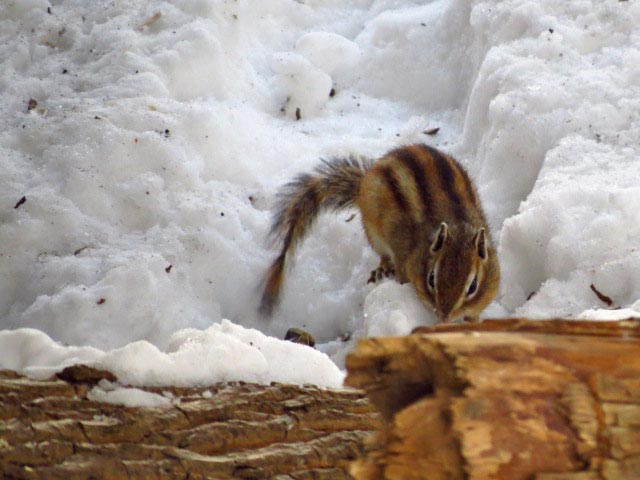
[345,318,640,480]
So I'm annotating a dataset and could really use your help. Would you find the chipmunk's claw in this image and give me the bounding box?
[367,269,378,284]
[367,265,395,284]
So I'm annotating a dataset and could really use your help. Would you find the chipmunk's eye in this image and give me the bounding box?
[428,271,435,290]
[467,277,478,296]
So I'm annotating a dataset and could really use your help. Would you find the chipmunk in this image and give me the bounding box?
[259,143,500,323]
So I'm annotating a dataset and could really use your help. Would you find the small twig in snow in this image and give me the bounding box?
[590,284,613,306]
[14,196,26,209]
[137,12,162,31]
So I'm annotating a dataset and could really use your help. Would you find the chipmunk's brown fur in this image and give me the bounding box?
[260,144,500,323]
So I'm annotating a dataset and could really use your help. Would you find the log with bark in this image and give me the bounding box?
[0,365,381,479]
[345,318,640,480]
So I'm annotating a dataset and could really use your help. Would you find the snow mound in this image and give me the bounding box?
[363,281,436,337]
[0,320,344,388]
[271,52,333,119]
[294,32,361,76]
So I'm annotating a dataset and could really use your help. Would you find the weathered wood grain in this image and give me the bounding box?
[346,319,640,480]
[0,367,381,479]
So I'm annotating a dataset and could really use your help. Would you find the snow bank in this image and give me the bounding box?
[459,1,640,317]
[0,320,344,388]
[1,0,639,388]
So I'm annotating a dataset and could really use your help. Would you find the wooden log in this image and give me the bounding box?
[0,368,381,479]
[345,319,640,480]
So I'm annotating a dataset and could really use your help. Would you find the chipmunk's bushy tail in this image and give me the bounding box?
[259,156,372,316]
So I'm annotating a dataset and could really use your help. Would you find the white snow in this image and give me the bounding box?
[0,320,344,388]
[87,381,173,408]
[362,281,435,338]
[578,307,640,322]
[1,0,639,391]
[294,32,361,77]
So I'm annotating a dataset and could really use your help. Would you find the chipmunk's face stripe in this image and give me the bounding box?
[392,147,434,220]
[464,271,479,299]
[422,262,438,303]
[462,272,489,314]
[380,166,411,212]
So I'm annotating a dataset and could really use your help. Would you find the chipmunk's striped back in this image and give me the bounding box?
[260,144,500,322]
[359,144,485,240]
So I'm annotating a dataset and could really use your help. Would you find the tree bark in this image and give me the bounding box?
[0,366,381,479]
[345,318,640,480]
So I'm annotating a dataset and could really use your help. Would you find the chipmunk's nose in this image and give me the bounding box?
[437,303,462,324]
[436,308,454,324]
[441,315,463,325]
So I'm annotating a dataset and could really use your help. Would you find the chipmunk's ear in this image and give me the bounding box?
[474,228,487,260]
[431,222,448,252]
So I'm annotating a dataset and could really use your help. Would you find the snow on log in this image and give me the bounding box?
[345,318,640,480]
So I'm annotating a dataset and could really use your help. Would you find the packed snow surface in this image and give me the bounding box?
[1,0,639,387]
[87,381,174,408]
[0,320,344,387]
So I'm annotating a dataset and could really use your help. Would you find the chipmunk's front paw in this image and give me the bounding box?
[367,268,381,284]
[367,265,395,284]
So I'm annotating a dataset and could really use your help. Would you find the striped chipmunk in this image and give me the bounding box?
[259,143,500,323]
